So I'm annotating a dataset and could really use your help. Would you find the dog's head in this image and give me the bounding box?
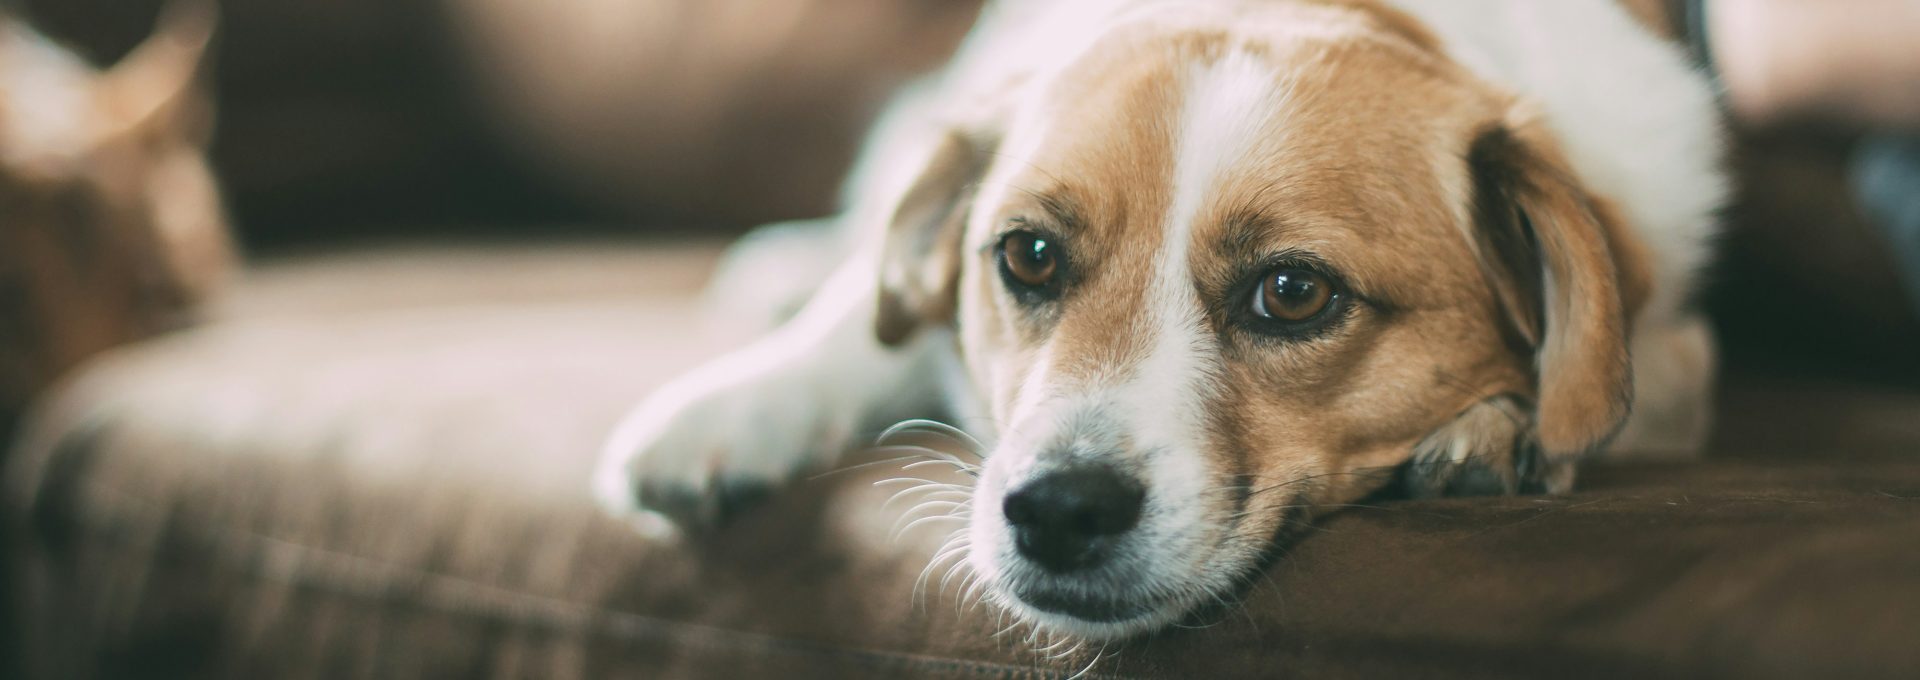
[875,2,1650,639]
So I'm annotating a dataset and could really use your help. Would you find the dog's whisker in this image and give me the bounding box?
[886,494,965,527]
[898,512,969,538]
[806,453,942,481]
[891,499,970,541]
[877,418,975,446]
[880,484,942,513]
[900,459,977,475]
[914,531,971,603]
[1043,634,1080,665]
[883,487,966,513]
[961,572,991,614]
[867,441,968,459]
[874,425,988,463]
[904,490,974,503]
[878,480,967,508]
[1065,644,1109,680]
[1035,633,1076,655]
[1050,642,1073,663]
[907,498,968,516]
[939,561,975,602]
[878,419,989,454]
[991,617,1022,641]
[965,587,989,615]
[955,569,986,617]
[864,444,978,471]
[915,555,966,606]
[900,499,966,517]
[890,510,967,541]
[1064,639,1091,665]
[1209,589,1258,630]
[892,489,969,511]
[873,476,968,489]
[937,544,979,589]
[902,416,990,449]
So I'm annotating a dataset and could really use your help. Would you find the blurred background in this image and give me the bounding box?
[5,0,1915,363]
[7,0,1913,378]
[19,0,979,243]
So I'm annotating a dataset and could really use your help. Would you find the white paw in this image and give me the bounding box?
[592,356,856,533]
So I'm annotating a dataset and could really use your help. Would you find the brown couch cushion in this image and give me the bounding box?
[7,241,1920,679]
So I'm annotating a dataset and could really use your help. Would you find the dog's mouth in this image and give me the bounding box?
[1012,587,1164,623]
[984,496,1319,638]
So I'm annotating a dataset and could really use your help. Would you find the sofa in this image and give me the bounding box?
[7,238,1920,679]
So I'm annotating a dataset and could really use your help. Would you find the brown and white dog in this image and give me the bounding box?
[596,0,1723,640]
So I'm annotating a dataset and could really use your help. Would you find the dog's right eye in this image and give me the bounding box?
[1232,261,1351,341]
[1252,267,1334,323]
[998,230,1061,298]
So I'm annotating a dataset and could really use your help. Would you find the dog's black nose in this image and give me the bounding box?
[1002,467,1145,573]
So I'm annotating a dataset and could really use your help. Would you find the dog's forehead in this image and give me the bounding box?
[986,21,1490,306]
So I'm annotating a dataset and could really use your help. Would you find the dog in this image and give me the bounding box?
[596,0,1723,641]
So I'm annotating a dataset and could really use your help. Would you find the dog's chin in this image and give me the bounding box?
[993,583,1196,642]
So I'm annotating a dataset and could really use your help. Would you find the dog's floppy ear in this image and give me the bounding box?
[874,130,996,346]
[1467,111,1652,458]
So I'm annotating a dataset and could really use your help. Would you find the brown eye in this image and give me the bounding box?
[1000,230,1058,289]
[1252,267,1334,322]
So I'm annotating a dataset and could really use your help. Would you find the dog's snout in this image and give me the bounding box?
[1002,467,1145,573]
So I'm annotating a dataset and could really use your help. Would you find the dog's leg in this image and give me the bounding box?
[701,217,846,340]
[1402,396,1575,498]
[593,247,948,533]
[1401,312,1717,498]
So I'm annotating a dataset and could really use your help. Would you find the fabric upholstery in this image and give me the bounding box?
[7,241,1920,679]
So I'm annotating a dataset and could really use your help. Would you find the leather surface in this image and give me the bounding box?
[7,241,1920,679]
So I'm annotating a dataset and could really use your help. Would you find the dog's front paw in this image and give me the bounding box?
[1401,397,1577,498]
[592,362,855,534]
